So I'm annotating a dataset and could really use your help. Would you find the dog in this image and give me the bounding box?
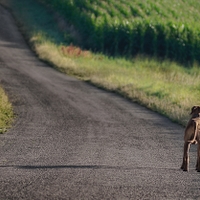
[181,106,200,172]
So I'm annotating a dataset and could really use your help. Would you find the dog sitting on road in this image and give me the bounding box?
[181,106,200,172]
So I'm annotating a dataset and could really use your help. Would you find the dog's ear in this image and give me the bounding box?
[190,106,197,114]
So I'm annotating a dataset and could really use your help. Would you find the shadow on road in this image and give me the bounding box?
[2,165,124,170]
[0,165,180,171]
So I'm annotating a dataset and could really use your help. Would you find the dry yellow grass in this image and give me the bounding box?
[33,38,200,125]
[0,86,14,133]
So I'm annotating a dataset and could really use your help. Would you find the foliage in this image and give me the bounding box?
[38,0,200,64]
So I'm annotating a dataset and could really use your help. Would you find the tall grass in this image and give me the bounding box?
[38,0,200,64]
[0,87,14,133]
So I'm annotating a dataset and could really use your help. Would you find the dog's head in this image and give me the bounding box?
[190,106,200,115]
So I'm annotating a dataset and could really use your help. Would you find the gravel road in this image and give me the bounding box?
[0,5,200,200]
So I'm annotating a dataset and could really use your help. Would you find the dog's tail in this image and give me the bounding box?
[188,120,199,144]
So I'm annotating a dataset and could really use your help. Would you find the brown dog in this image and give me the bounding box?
[181,106,200,172]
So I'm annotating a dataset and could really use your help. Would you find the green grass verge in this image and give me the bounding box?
[0,87,14,133]
[1,0,200,126]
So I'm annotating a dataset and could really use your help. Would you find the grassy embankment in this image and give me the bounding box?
[2,0,200,125]
[0,87,14,133]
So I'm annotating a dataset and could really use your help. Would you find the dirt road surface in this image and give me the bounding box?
[0,5,200,200]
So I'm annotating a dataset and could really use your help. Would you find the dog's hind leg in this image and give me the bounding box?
[181,142,191,171]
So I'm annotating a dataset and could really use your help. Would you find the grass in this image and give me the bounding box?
[1,0,200,126]
[0,87,14,133]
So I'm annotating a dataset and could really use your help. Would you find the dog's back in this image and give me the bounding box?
[184,106,200,144]
[184,117,200,144]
